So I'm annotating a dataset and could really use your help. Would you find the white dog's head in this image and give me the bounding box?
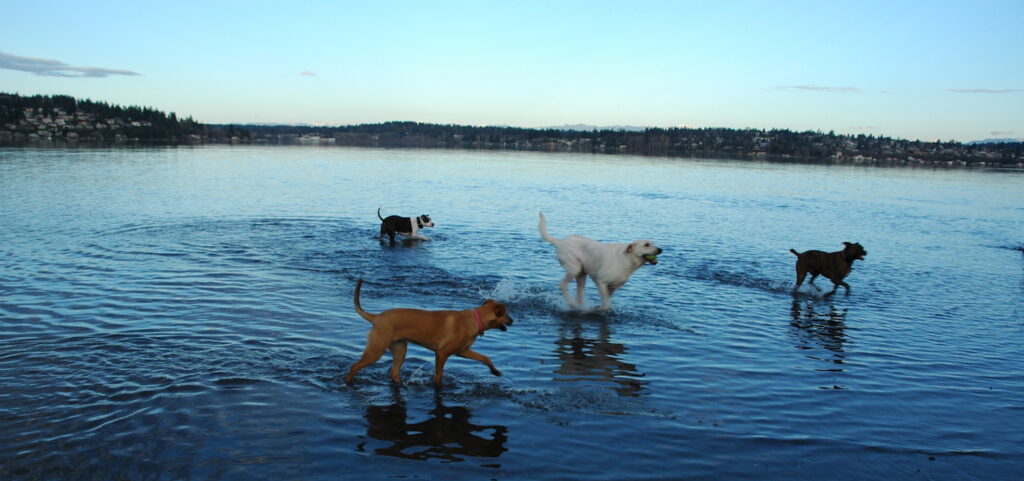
[626,240,663,265]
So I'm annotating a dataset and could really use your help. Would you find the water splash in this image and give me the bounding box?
[478,278,566,311]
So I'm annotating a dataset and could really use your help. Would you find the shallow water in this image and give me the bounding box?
[1,146,1022,480]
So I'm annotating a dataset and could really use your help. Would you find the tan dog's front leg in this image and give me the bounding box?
[458,349,501,376]
[433,351,453,386]
[389,341,408,383]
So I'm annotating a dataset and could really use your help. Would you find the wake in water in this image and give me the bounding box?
[480,278,659,319]
[687,263,794,294]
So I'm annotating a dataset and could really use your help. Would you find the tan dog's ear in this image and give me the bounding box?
[492,303,507,318]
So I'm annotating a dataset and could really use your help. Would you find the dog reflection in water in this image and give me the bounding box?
[554,317,647,397]
[358,392,508,462]
[789,300,849,375]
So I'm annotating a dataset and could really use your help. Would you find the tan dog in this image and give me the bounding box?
[345,279,514,386]
[790,242,867,296]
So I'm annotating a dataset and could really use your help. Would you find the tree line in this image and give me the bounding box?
[1,92,205,142]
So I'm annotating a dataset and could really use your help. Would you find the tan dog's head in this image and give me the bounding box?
[479,299,514,331]
[842,242,867,261]
[626,239,663,265]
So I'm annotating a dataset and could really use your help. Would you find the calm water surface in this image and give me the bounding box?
[1,146,1022,480]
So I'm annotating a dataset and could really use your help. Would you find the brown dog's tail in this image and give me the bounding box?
[353,279,376,323]
[790,249,800,256]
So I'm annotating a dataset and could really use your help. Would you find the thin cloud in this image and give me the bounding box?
[774,85,860,93]
[948,88,1024,94]
[300,71,316,76]
[0,51,140,78]
[990,130,1016,136]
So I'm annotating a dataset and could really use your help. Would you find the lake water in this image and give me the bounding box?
[1,146,1022,480]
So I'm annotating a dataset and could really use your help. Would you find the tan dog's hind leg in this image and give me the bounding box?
[389,341,408,383]
[345,330,390,383]
[346,346,386,383]
[458,349,502,377]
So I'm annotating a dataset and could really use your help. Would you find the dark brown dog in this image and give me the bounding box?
[346,279,513,386]
[790,242,867,296]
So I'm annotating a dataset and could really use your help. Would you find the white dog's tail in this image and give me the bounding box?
[538,213,559,245]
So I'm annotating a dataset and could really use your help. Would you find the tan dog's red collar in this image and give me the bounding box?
[472,308,485,336]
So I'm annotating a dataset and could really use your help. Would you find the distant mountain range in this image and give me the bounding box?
[542,124,650,132]
[968,138,1024,145]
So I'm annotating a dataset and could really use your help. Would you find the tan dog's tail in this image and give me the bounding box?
[789,249,799,256]
[538,213,558,245]
[353,279,376,323]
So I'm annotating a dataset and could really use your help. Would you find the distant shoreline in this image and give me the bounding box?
[3,93,1022,169]
[4,138,1023,172]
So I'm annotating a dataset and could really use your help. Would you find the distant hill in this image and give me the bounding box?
[0,92,206,143]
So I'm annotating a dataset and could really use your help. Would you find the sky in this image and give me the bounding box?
[2,0,1022,142]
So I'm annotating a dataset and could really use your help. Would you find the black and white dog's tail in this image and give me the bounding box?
[377,207,385,222]
[538,213,559,245]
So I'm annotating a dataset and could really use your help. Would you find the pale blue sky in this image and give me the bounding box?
[2,0,1021,141]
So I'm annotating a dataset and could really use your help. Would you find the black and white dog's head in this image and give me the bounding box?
[417,215,434,228]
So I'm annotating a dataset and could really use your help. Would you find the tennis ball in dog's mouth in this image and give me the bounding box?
[643,254,658,262]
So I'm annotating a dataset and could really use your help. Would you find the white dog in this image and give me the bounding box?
[539,213,662,310]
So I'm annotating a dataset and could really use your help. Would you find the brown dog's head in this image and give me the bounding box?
[842,242,867,261]
[479,299,514,331]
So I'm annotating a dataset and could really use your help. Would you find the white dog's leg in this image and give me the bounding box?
[596,282,614,311]
[559,272,579,308]
[575,274,586,306]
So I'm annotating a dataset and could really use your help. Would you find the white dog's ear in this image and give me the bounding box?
[625,243,634,254]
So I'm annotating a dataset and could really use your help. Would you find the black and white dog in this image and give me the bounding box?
[377,207,435,244]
